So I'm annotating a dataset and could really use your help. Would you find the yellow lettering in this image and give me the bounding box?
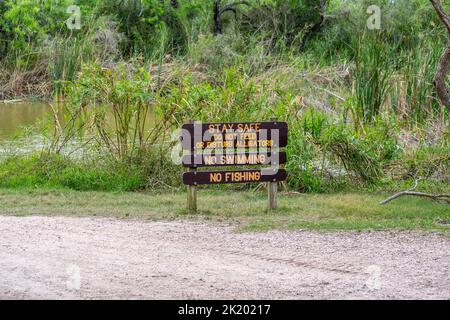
[204,156,215,165]
[210,173,222,182]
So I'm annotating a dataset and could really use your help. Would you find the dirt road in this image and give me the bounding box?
[0,216,449,299]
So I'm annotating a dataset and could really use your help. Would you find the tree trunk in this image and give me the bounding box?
[430,0,450,111]
[434,45,450,109]
[214,0,222,35]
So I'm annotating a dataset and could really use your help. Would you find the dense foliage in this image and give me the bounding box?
[0,0,448,193]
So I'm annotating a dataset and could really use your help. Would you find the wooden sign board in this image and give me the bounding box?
[182,151,287,168]
[183,169,287,185]
[181,120,288,212]
[181,121,288,151]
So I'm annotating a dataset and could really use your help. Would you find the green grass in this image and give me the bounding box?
[0,188,448,232]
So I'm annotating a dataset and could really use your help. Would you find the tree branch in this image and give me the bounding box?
[380,192,450,205]
[219,1,250,16]
[430,0,450,110]
[431,0,450,37]
[434,44,450,109]
[214,0,251,35]
[380,177,450,205]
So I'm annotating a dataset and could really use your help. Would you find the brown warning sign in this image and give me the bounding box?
[182,169,287,185]
[182,152,287,168]
[181,120,288,211]
[181,121,288,151]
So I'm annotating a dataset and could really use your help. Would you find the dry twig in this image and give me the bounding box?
[380,177,450,205]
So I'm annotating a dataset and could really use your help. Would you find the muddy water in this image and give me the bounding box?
[0,101,159,140]
[0,101,159,156]
[0,102,50,140]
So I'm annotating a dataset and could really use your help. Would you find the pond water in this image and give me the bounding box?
[0,102,50,140]
[0,101,159,156]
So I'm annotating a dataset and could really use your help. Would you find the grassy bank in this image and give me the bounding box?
[0,151,447,194]
[0,188,448,232]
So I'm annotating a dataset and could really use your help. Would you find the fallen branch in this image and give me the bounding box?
[0,99,23,104]
[380,178,450,205]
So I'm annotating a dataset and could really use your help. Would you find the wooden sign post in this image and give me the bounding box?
[186,120,197,214]
[181,120,288,213]
[268,178,278,210]
[187,165,197,213]
[268,118,279,210]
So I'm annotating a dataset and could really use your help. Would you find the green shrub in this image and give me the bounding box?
[239,0,329,49]
[96,0,187,59]
[0,153,166,191]
[0,0,448,194]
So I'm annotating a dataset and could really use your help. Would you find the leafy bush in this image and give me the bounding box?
[0,0,448,194]
[50,63,161,160]
[97,0,187,58]
[285,109,401,191]
[0,151,182,191]
[239,0,329,49]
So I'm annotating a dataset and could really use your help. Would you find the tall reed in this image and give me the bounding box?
[390,38,443,123]
[50,37,85,98]
[353,32,393,125]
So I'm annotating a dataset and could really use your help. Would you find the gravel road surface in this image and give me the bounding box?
[0,216,449,299]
